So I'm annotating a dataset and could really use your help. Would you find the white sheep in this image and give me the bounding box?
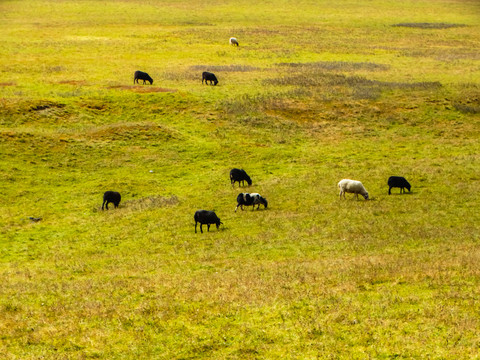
[229,37,239,46]
[338,179,369,200]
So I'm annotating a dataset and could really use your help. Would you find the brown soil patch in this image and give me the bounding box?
[0,82,16,87]
[58,80,87,86]
[108,85,177,93]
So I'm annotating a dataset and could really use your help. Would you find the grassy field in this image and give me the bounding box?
[1,0,480,358]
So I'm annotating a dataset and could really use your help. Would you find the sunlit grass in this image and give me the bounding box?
[1,0,480,358]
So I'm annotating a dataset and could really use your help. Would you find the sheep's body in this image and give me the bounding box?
[230,168,252,187]
[194,210,222,233]
[202,71,218,85]
[338,179,369,200]
[134,71,153,85]
[229,37,239,46]
[235,193,268,212]
[102,191,121,210]
[388,176,411,194]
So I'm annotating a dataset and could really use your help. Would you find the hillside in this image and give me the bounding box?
[1,0,479,358]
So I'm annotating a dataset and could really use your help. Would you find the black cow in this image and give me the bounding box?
[134,71,153,85]
[102,191,121,210]
[388,176,411,195]
[235,193,268,212]
[194,210,222,233]
[230,168,252,187]
[202,71,218,86]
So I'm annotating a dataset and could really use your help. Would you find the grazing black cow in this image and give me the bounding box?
[235,193,268,212]
[230,168,252,187]
[134,71,153,85]
[388,176,411,195]
[202,71,218,86]
[194,210,222,233]
[102,191,121,210]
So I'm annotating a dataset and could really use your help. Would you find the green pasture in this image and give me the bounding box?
[0,0,479,358]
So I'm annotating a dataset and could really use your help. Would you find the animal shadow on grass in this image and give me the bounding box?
[193,224,226,234]
[388,191,414,196]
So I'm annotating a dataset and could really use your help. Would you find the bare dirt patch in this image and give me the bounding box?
[0,82,16,87]
[107,85,177,93]
[58,80,87,86]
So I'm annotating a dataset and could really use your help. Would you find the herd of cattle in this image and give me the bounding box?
[102,168,412,233]
[114,37,414,232]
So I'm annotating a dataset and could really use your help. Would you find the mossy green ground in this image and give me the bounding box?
[1,0,479,358]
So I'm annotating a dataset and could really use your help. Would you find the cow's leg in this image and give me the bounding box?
[207,224,211,232]
[195,222,197,233]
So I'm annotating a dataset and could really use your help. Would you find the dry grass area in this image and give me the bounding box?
[0,0,479,358]
[392,22,466,29]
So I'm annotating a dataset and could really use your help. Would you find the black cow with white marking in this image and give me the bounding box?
[235,193,268,212]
